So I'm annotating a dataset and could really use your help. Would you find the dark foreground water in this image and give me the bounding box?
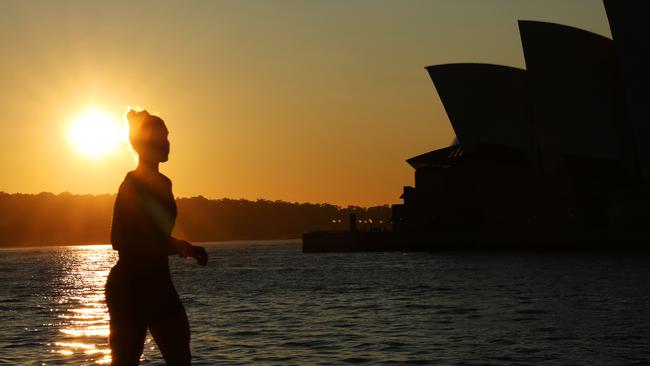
[1,241,650,365]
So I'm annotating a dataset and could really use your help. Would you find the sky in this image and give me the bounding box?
[0,0,611,206]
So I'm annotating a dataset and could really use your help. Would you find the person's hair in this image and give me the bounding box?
[126,109,165,153]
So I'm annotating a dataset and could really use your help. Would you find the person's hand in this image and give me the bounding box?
[191,245,208,266]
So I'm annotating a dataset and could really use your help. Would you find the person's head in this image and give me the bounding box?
[126,109,169,164]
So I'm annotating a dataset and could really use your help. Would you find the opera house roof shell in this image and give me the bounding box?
[419,2,647,178]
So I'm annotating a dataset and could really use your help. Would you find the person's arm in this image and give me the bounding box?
[162,175,207,265]
[111,177,159,256]
[110,182,131,252]
[167,237,208,266]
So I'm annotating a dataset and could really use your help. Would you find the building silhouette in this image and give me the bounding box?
[303,1,650,252]
[388,2,650,248]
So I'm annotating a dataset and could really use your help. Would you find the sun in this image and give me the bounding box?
[66,107,125,159]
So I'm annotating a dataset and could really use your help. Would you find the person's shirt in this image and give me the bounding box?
[110,170,177,262]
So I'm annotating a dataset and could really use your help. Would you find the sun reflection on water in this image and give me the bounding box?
[51,245,116,365]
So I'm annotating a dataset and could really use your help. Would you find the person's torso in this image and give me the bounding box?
[113,170,177,271]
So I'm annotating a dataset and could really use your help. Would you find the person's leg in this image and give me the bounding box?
[149,310,191,366]
[105,265,148,366]
[109,320,147,366]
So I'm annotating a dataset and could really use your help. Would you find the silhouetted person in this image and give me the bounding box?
[105,109,207,365]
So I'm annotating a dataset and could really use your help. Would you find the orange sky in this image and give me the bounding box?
[0,1,611,206]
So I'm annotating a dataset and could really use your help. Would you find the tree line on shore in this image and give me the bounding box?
[0,192,392,247]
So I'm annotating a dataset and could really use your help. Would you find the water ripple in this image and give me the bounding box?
[1,244,650,364]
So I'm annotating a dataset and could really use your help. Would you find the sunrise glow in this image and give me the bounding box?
[66,107,125,159]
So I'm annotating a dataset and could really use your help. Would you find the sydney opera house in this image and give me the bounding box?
[304,1,650,251]
[390,1,650,247]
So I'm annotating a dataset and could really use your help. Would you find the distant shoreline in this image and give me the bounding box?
[0,192,390,249]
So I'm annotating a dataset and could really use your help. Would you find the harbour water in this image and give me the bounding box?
[1,241,650,365]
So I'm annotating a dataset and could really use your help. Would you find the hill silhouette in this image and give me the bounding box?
[0,192,391,247]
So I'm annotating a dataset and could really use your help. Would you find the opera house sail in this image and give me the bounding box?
[302,0,650,252]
